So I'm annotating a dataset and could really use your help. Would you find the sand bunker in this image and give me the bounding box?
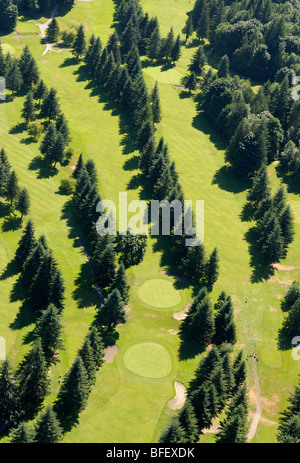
[168,381,187,410]
[103,345,118,364]
[173,302,191,321]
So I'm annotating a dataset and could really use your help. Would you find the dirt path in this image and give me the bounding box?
[247,359,261,442]
[36,4,59,56]
[76,236,104,302]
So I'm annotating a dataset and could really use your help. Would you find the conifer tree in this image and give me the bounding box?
[184,72,197,93]
[147,27,161,61]
[87,326,104,368]
[21,91,35,124]
[214,295,237,345]
[151,81,162,123]
[190,384,212,431]
[178,399,199,443]
[6,170,19,205]
[183,16,193,42]
[41,87,60,122]
[10,422,34,443]
[189,295,215,345]
[205,247,219,290]
[22,241,47,288]
[15,187,30,219]
[188,46,207,76]
[34,304,64,361]
[216,403,249,443]
[171,35,181,63]
[19,46,39,88]
[98,288,126,328]
[15,219,36,266]
[109,261,130,304]
[46,18,60,43]
[34,80,47,106]
[159,417,186,443]
[279,205,295,249]
[18,340,50,412]
[196,0,210,40]
[34,406,63,443]
[233,350,247,391]
[55,112,71,145]
[0,360,21,426]
[6,60,23,95]
[73,153,84,179]
[247,164,271,207]
[56,355,90,419]
[72,24,86,58]
[92,236,116,288]
[78,338,97,387]
[218,55,230,78]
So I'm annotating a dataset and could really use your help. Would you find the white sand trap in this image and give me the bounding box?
[103,345,118,364]
[168,381,187,410]
[173,302,191,321]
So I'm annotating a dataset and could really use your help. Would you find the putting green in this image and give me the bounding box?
[123,342,172,379]
[137,278,182,308]
[1,44,15,55]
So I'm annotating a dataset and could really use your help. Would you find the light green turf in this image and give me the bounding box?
[1,43,15,55]
[0,0,299,444]
[137,279,182,309]
[122,342,172,378]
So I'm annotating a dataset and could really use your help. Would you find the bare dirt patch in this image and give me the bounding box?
[272,263,300,271]
[168,329,179,335]
[168,381,187,410]
[103,345,118,364]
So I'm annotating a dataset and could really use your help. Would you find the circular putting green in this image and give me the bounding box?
[2,44,15,55]
[123,342,172,379]
[137,279,181,309]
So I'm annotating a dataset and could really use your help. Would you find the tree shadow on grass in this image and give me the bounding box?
[72,262,100,309]
[244,226,275,283]
[123,155,139,171]
[60,199,88,243]
[178,322,206,361]
[0,258,20,281]
[9,299,37,331]
[275,163,300,196]
[1,215,22,232]
[9,274,27,303]
[192,112,227,152]
[20,135,37,145]
[28,155,58,179]
[59,56,78,68]
[9,122,27,135]
[240,201,255,222]
[73,63,90,83]
[0,202,11,219]
[277,323,294,351]
[212,165,251,194]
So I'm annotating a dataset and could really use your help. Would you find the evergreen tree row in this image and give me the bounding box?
[159,345,248,443]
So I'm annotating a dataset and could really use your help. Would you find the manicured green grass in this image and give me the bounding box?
[0,0,299,444]
[137,278,183,309]
[122,341,173,378]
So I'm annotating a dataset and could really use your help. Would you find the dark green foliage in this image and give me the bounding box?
[0,360,21,426]
[34,80,47,106]
[171,35,181,63]
[92,236,116,288]
[22,241,47,288]
[151,81,162,123]
[233,350,247,390]
[46,18,60,43]
[41,87,60,122]
[56,112,71,145]
[0,147,11,198]
[6,170,19,205]
[178,399,199,443]
[10,422,34,443]
[19,46,39,88]
[184,72,197,93]
[218,55,230,79]
[98,288,126,328]
[34,406,63,443]
[72,24,86,58]
[137,119,154,152]
[247,164,271,207]
[56,356,90,419]
[196,0,210,40]
[0,0,18,33]
[214,295,237,346]
[284,281,300,310]
[21,91,35,124]
[188,295,215,345]
[188,46,206,76]
[15,187,30,218]
[190,384,212,431]
[34,304,64,361]
[280,299,300,341]
[18,340,50,412]
[205,247,219,290]
[159,417,186,443]
[216,403,249,443]
[182,16,193,42]
[115,233,147,269]
[78,338,97,387]
[6,59,23,95]
[15,219,36,266]
[109,261,130,304]
[87,326,104,368]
